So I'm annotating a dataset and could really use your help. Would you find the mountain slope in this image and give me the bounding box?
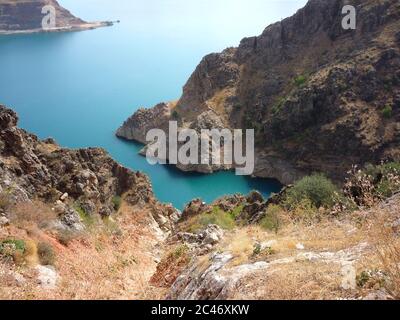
[117,0,400,185]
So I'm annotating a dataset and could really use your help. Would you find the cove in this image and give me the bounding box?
[0,0,295,209]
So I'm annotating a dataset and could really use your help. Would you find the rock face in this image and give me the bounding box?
[0,105,178,231]
[117,0,400,184]
[0,0,112,34]
[167,242,370,300]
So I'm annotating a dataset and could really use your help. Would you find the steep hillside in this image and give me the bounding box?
[117,0,400,185]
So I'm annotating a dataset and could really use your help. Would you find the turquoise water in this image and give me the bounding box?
[0,0,305,208]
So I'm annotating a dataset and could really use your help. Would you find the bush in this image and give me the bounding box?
[230,204,244,219]
[37,242,56,265]
[259,205,282,233]
[284,174,339,210]
[112,196,122,211]
[0,239,26,256]
[345,163,400,206]
[294,75,307,87]
[0,239,35,265]
[198,207,236,231]
[382,105,393,119]
[185,206,236,233]
[74,204,95,227]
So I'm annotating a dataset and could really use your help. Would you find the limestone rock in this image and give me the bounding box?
[35,265,58,290]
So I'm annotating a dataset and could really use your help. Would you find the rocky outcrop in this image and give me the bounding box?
[0,0,113,34]
[167,242,370,300]
[117,0,400,185]
[0,105,178,232]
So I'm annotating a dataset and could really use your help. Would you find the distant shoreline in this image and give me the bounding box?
[0,21,115,35]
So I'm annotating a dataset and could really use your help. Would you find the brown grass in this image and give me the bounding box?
[150,244,191,288]
[9,201,57,229]
[0,201,167,300]
[365,209,400,298]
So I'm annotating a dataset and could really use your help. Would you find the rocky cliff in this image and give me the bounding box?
[0,0,112,34]
[117,0,400,185]
[0,105,178,232]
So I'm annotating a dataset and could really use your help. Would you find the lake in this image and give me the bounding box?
[0,0,306,208]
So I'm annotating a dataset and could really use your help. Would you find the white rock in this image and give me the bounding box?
[0,216,9,226]
[296,243,305,250]
[60,193,69,201]
[36,265,58,289]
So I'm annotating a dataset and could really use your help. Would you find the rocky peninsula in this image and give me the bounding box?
[0,0,113,35]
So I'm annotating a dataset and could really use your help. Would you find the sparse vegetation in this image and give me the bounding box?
[0,239,26,257]
[57,229,80,246]
[9,201,57,228]
[259,205,283,233]
[0,239,37,266]
[344,162,400,207]
[150,244,191,288]
[112,196,122,211]
[0,190,12,211]
[271,96,287,114]
[294,75,307,87]
[75,203,95,227]
[37,242,56,266]
[382,105,393,119]
[197,207,236,231]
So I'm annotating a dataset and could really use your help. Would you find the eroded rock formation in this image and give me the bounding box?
[117,0,400,185]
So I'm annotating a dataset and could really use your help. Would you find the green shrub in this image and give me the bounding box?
[294,75,307,87]
[382,105,393,119]
[0,239,26,252]
[0,239,26,258]
[198,207,236,231]
[259,205,282,233]
[362,162,400,199]
[284,174,338,209]
[75,204,95,227]
[230,204,244,219]
[112,196,122,211]
[37,242,56,265]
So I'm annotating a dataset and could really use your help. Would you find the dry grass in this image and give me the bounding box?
[233,261,346,300]
[150,244,191,288]
[364,208,400,298]
[217,216,365,268]
[9,201,57,229]
[0,201,167,300]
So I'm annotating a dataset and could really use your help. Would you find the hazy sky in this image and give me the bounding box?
[60,0,308,49]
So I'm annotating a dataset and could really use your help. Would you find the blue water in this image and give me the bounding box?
[0,0,305,208]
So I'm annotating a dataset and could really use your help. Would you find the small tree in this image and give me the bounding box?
[284,174,338,209]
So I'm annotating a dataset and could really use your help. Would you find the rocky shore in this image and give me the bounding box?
[0,105,178,233]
